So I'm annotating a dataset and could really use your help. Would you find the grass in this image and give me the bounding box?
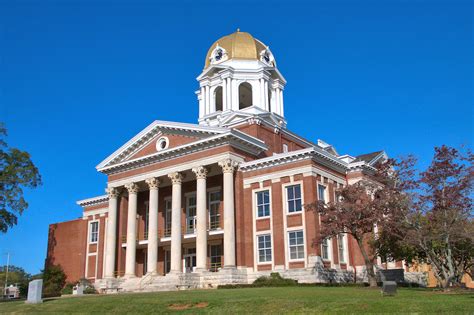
[1,287,473,314]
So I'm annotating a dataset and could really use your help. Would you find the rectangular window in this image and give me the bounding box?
[286,184,302,213]
[186,195,197,234]
[89,221,98,243]
[338,234,345,263]
[288,230,304,260]
[256,190,271,218]
[318,184,326,203]
[209,191,221,230]
[258,234,272,263]
[322,238,329,260]
[164,199,172,237]
[210,244,222,272]
[282,143,289,153]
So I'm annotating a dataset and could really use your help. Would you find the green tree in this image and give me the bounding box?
[42,264,67,297]
[0,123,42,233]
[0,265,31,297]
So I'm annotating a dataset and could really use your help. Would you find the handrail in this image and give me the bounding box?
[208,262,222,272]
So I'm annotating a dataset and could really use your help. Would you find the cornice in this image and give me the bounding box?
[76,195,109,207]
[239,147,349,174]
[98,131,267,175]
[96,120,228,170]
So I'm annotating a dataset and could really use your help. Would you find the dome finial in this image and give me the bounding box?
[237,28,240,32]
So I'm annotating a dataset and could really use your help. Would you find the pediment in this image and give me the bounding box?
[97,120,227,170]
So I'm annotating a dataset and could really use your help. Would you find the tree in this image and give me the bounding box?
[306,157,415,287]
[0,265,31,297]
[42,264,67,297]
[0,123,42,233]
[402,146,473,289]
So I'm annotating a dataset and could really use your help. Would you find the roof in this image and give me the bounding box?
[352,151,385,164]
[204,30,268,68]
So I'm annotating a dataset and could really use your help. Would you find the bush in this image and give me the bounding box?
[61,282,74,295]
[79,278,97,294]
[253,272,297,287]
[42,264,67,298]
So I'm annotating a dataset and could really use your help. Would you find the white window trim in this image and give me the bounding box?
[287,229,305,262]
[337,234,346,264]
[88,220,99,244]
[321,237,332,262]
[144,201,149,237]
[185,193,197,234]
[317,183,329,204]
[256,233,273,264]
[254,187,272,220]
[252,185,274,270]
[208,188,222,231]
[283,182,304,215]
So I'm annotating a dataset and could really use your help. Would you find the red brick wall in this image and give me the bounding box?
[46,219,87,283]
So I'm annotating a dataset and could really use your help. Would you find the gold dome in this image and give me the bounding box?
[205,30,268,68]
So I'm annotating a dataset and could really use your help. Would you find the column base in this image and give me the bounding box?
[223,265,237,270]
[123,274,137,279]
[194,268,208,273]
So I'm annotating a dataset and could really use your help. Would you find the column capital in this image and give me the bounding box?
[105,187,121,199]
[192,166,209,179]
[168,172,185,185]
[218,159,239,173]
[125,182,139,194]
[145,177,161,190]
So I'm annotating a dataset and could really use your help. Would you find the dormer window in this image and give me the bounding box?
[210,45,228,64]
[260,48,274,66]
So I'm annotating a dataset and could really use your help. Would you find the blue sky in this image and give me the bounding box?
[1,0,472,274]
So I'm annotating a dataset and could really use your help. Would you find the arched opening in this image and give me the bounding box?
[214,86,223,111]
[239,82,252,109]
[267,88,272,111]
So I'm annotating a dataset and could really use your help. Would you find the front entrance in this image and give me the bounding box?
[183,248,196,273]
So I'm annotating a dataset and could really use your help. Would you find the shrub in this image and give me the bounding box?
[61,282,74,295]
[42,264,67,298]
[253,272,297,287]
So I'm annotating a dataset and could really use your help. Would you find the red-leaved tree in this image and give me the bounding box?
[402,146,473,289]
[306,157,415,287]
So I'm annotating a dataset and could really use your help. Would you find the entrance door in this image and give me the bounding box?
[183,248,196,273]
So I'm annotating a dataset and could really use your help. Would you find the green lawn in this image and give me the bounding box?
[1,287,473,314]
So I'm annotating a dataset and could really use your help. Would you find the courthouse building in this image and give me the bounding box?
[46,31,393,292]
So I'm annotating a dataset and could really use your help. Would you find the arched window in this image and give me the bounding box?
[239,82,252,109]
[214,86,223,112]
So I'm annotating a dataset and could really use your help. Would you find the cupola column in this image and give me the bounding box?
[264,81,269,111]
[205,86,210,116]
[226,78,232,111]
[218,159,239,269]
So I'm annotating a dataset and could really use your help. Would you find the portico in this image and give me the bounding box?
[104,158,239,279]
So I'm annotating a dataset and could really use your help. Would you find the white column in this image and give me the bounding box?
[168,172,184,273]
[275,88,281,115]
[222,79,227,111]
[145,177,160,275]
[104,187,120,278]
[205,86,210,115]
[124,182,139,277]
[279,89,284,117]
[227,78,232,111]
[264,81,269,111]
[218,159,239,268]
[192,166,208,271]
[260,78,265,109]
[199,87,204,118]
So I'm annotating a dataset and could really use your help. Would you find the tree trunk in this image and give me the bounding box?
[356,238,378,287]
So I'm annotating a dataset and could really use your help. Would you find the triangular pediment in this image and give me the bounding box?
[97,120,228,170]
